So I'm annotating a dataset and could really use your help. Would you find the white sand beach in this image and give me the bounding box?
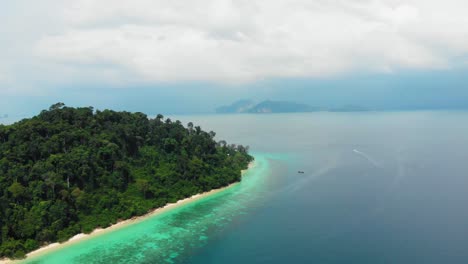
[2,161,255,264]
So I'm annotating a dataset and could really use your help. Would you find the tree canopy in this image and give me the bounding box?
[0,104,252,258]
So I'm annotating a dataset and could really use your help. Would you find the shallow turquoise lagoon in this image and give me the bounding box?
[22,154,281,264]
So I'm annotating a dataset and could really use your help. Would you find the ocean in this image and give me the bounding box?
[22,111,468,263]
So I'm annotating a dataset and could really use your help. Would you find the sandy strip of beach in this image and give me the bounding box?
[1,161,255,264]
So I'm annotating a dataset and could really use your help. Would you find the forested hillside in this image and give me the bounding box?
[0,103,253,258]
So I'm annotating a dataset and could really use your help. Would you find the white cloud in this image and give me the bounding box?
[3,0,468,86]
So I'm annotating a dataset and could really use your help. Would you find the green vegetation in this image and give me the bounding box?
[0,103,252,259]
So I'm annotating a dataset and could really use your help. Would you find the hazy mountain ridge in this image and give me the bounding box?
[215,99,256,113]
[246,100,319,113]
[216,100,369,113]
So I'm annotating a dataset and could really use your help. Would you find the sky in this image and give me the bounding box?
[1,0,468,120]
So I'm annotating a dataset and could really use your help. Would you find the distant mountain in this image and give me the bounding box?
[215,100,256,113]
[216,100,370,113]
[216,100,319,113]
[246,100,319,113]
[0,114,8,119]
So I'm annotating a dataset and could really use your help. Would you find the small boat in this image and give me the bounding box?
[297,171,305,174]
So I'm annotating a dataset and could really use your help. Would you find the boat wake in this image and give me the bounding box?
[353,149,380,168]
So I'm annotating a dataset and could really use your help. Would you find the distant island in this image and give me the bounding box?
[215,99,257,113]
[0,114,8,119]
[216,100,369,113]
[0,103,252,259]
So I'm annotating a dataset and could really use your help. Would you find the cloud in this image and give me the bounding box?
[3,0,468,87]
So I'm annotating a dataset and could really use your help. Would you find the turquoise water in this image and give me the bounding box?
[22,154,280,264]
[23,112,468,263]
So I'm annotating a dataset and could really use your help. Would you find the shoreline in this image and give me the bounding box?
[1,161,255,264]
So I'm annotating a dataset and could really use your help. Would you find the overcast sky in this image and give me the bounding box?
[1,0,468,119]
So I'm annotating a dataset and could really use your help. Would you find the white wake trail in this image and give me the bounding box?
[353,149,380,167]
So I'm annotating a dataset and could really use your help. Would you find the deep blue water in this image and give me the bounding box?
[176,112,468,264]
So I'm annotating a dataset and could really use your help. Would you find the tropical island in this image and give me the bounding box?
[216,99,370,113]
[0,103,253,259]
